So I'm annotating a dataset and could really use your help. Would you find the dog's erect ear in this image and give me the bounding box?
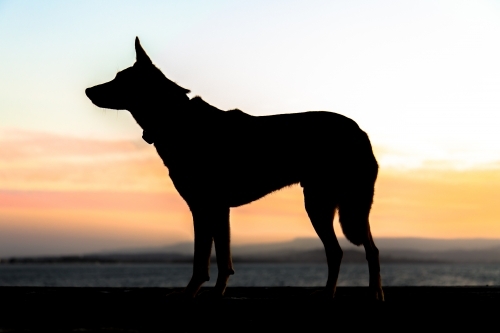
[135,37,152,65]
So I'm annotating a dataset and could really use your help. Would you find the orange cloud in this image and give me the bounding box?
[371,167,500,238]
[2,129,500,256]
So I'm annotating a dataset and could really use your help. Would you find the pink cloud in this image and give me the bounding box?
[0,128,151,159]
[0,129,171,191]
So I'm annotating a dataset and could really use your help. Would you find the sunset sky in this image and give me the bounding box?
[2,0,500,256]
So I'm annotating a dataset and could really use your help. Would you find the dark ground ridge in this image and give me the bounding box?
[0,286,499,331]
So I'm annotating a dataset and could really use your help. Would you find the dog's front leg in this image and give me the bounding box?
[212,207,234,296]
[183,208,214,298]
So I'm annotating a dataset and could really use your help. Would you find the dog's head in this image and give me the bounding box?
[85,37,190,122]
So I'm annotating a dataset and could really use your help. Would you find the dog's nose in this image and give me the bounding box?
[85,88,92,99]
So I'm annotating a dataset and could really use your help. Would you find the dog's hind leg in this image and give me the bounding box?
[303,186,341,299]
[363,228,384,301]
[339,195,384,301]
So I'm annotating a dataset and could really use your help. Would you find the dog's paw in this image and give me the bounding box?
[196,289,225,300]
[165,290,194,301]
[371,287,385,302]
[308,288,335,300]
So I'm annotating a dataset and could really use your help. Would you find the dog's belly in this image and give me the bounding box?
[169,159,300,208]
[165,148,301,208]
[225,161,301,207]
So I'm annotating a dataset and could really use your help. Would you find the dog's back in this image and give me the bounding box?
[152,97,377,209]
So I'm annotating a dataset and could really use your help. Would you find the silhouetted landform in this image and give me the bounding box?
[107,236,500,254]
[0,249,435,264]
[4,237,500,264]
[0,286,498,331]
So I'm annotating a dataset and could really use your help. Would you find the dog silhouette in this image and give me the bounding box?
[86,38,384,300]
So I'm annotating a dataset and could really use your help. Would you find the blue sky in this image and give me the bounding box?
[1,0,500,167]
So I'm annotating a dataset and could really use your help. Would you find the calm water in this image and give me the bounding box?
[1,263,500,287]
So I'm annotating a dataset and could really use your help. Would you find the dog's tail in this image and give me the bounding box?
[337,130,378,246]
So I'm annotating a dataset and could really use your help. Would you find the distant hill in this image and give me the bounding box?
[0,248,434,264]
[99,237,500,255]
[4,237,500,264]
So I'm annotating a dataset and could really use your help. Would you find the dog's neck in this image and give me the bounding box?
[142,130,155,144]
[132,97,190,145]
